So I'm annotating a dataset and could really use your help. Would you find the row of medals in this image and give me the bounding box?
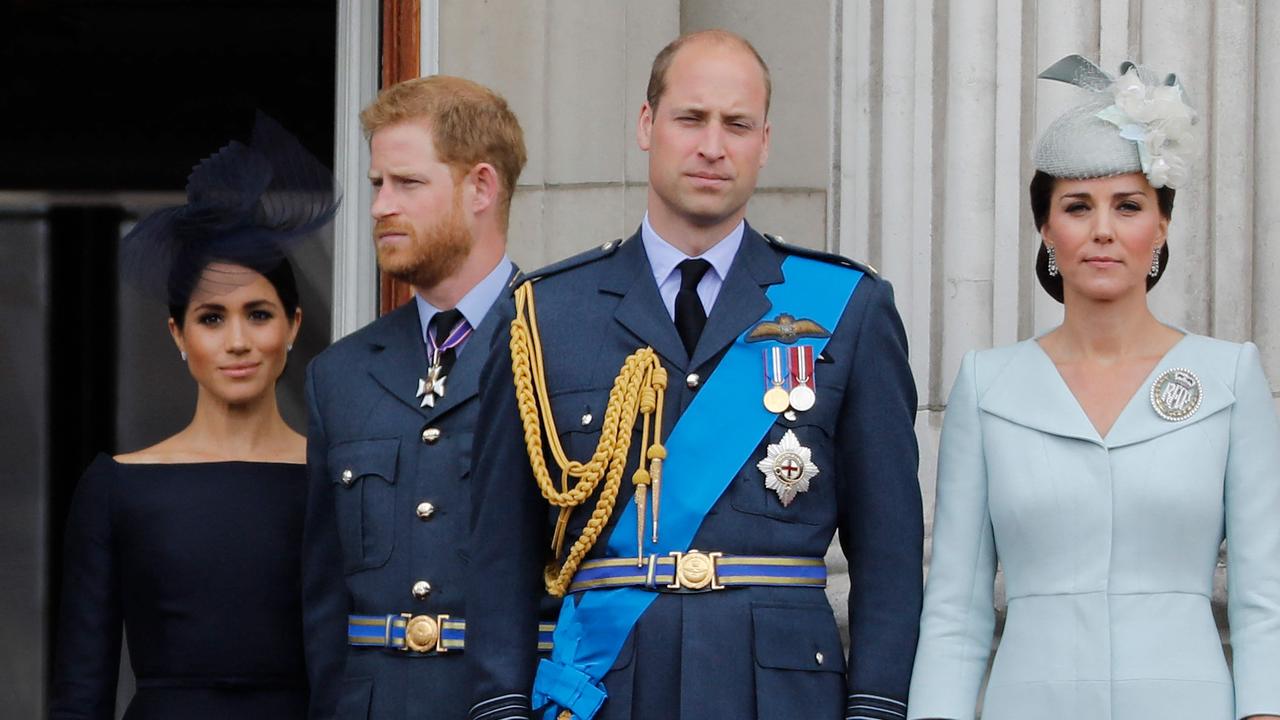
[762,344,817,414]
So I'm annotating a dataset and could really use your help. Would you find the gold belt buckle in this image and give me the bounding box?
[667,549,724,591]
[400,613,447,653]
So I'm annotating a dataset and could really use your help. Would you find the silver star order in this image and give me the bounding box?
[756,429,820,507]
[416,365,447,408]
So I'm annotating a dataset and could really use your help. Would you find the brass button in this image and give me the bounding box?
[421,427,441,444]
[416,501,436,520]
[580,413,593,426]
[411,580,432,599]
[815,651,824,665]
[340,468,354,486]
[686,373,700,389]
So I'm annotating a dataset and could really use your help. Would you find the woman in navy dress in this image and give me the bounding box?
[49,116,338,720]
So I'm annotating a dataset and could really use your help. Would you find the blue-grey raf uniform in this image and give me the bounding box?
[302,262,519,719]
[466,225,923,720]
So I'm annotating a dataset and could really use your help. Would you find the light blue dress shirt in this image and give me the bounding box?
[640,213,743,321]
[413,255,513,356]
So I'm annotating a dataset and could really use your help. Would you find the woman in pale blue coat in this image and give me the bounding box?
[907,55,1280,720]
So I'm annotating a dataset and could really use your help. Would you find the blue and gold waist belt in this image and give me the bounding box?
[348,614,555,654]
[568,552,827,594]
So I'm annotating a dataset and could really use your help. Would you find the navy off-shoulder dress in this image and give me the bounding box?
[50,454,311,720]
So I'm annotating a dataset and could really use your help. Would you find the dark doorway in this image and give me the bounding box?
[0,2,337,717]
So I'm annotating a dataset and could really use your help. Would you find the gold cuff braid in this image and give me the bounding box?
[510,280,669,597]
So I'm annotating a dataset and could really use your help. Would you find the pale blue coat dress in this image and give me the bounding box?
[907,333,1280,720]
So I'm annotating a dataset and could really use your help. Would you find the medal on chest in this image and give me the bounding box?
[416,314,473,408]
[757,429,820,507]
[788,344,816,412]
[417,364,448,408]
[762,346,792,413]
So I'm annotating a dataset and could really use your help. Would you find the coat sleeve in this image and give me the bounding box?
[465,313,552,720]
[49,458,122,720]
[301,360,350,720]
[905,351,996,720]
[1224,342,1280,719]
[836,278,924,720]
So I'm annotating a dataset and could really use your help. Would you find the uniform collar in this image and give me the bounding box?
[414,255,514,340]
[640,213,743,290]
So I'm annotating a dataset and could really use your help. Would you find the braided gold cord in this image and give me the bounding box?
[510,281,668,597]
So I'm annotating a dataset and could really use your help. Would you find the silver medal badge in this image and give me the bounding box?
[416,364,447,408]
[1150,367,1202,422]
[756,429,820,507]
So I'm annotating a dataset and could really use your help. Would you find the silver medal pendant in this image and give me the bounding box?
[756,429,820,507]
[416,363,447,408]
[1150,367,1201,422]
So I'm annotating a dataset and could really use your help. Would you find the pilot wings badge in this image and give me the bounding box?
[756,429,820,507]
[746,313,831,345]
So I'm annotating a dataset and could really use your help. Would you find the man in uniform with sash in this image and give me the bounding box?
[301,76,535,719]
[466,30,922,720]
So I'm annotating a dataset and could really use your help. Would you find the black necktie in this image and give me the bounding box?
[674,259,712,356]
[427,308,466,378]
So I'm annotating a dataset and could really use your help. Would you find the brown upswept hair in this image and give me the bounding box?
[646,29,772,117]
[360,75,527,224]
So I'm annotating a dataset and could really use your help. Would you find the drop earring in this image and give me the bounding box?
[1150,248,1161,277]
[1046,245,1059,277]
[180,350,188,362]
[287,344,294,352]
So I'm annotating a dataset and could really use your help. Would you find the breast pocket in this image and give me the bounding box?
[730,412,838,526]
[329,438,400,573]
[549,388,613,461]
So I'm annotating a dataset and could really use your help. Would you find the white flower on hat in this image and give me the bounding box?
[1095,67,1198,189]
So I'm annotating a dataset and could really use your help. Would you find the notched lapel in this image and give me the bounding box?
[366,302,431,419]
[603,234,689,368]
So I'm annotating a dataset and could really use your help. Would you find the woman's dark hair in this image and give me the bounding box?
[169,257,299,329]
[1030,170,1176,303]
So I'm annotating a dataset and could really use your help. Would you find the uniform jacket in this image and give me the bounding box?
[466,225,924,720]
[302,281,513,720]
[907,335,1280,720]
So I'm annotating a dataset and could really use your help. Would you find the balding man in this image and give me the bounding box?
[466,30,922,720]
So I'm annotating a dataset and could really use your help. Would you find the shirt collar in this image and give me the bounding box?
[414,255,513,340]
[640,213,743,286]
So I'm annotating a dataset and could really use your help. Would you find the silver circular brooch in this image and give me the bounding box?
[1150,367,1202,422]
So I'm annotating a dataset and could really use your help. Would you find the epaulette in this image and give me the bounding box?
[762,233,879,278]
[517,237,626,285]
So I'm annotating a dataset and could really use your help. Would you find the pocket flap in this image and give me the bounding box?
[752,603,845,673]
[328,438,399,485]
[550,389,607,434]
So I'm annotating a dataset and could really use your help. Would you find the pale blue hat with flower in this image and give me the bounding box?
[1034,54,1197,189]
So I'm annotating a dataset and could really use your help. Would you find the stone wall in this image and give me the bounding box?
[428,0,1280,666]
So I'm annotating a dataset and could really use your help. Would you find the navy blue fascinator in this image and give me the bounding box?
[121,113,340,305]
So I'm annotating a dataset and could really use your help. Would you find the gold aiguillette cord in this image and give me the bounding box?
[509,280,669,596]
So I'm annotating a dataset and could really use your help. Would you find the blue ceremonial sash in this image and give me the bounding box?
[533,256,863,719]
